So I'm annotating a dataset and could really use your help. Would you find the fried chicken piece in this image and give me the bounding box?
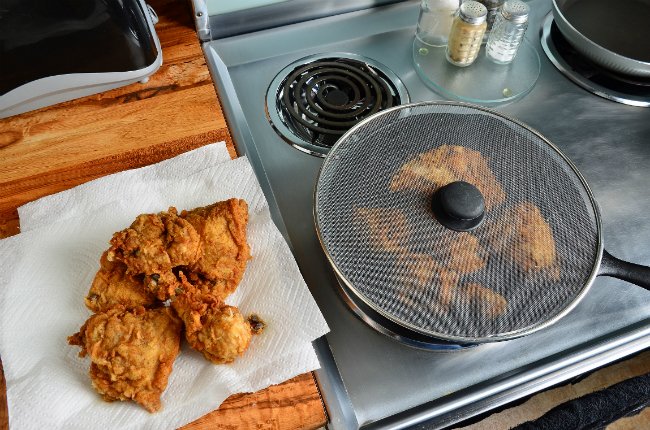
[143,271,183,301]
[180,199,251,299]
[172,280,254,364]
[390,145,506,211]
[488,202,557,272]
[181,271,234,301]
[355,207,410,253]
[398,253,460,308]
[85,251,157,313]
[458,283,507,319]
[68,306,182,413]
[107,207,201,276]
[446,232,487,273]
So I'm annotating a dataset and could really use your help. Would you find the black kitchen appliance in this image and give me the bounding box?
[0,0,161,118]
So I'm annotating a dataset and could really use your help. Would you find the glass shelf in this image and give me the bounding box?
[412,37,541,105]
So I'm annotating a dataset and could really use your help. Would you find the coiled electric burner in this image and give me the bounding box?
[266,54,409,157]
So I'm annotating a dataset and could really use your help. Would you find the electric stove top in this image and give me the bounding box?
[200,0,650,427]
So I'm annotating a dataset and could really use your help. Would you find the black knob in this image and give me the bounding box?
[432,181,485,231]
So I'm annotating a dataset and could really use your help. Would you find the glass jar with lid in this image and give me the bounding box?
[415,0,462,48]
[445,1,488,67]
[485,0,530,64]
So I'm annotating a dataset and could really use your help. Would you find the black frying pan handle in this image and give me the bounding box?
[599,249,650,290]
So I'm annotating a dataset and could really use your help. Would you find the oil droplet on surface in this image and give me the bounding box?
[503,88,512,97]
[419,47,429,56]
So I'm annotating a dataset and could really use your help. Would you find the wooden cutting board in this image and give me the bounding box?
[0,0,326,428]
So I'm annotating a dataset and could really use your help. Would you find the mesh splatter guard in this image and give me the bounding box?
[315,102,604,343]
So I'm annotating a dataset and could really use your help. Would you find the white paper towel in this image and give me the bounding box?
[0,143,330,429]
[18,143,233,231]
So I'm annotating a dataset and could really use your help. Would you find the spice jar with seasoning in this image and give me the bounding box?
[445,1,488,67]
[485,0,529,64]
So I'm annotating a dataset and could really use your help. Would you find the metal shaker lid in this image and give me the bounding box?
[458,1,488,25]
[501,0,529,24]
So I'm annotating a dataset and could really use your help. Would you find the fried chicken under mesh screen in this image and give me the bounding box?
[354,207,410,253]
[488,202,558,272]
[390,145,506,211]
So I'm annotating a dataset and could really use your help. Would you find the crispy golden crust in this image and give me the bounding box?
[85,251,157,313]
[354,207,410,254]
[182,271,234,301]
[489,202,557,272]
[390,145,506,211]
[143,271,182,301]
[180,199,251,299]
[68,306,182,413]
[107,207,201,276]
[172,282,252,364]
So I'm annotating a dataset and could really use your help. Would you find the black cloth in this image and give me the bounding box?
[514,372,650,430]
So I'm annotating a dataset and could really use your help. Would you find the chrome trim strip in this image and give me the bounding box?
[190,0,211,41]
[208,0,410,39]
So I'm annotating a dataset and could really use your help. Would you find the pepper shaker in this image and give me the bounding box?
[485,0,529,64]
[445,1,488,67]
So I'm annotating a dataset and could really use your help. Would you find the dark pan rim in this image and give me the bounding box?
[314,101,604,344]
[551,0,650,77]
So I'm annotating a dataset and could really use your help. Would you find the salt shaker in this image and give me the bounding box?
[485,0,529,64]
[415,0,461,48]
[445,1,488,67]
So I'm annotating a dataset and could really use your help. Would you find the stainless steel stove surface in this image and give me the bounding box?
[202,1,650,428]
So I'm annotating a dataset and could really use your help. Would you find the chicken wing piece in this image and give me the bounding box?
[180,199,251,298]
[171,280,257,364]
[68,306,182,413]
[85,251,157,313]
[488,202,557,272]
[458,283,507,319]
[398,253,460,309]
[390,145,506,211]
[107,207,201,276]
[355,207,410,254]
[446,232,487,274]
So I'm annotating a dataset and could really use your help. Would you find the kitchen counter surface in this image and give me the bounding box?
[0,0,647,429]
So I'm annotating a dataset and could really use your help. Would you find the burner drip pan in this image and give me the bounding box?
[541,13,650,107]
[266,53,409,157]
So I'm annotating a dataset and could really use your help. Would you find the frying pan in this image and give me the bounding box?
[315,102,650,346]
[552,0,650,77]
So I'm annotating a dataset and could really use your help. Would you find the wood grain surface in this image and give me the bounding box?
[0,0,326,429]
[0,0,647,429]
